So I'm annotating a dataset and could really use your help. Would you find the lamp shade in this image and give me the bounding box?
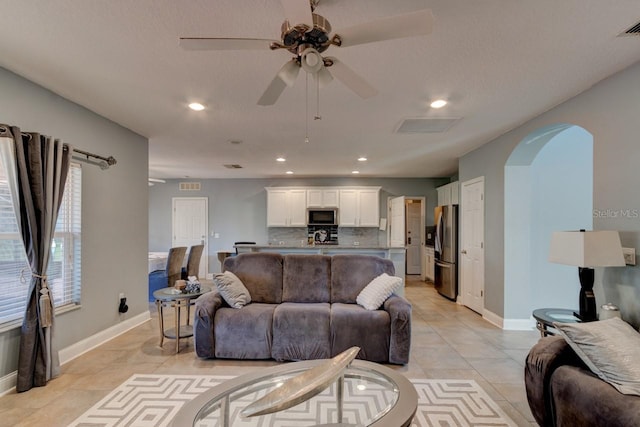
[548,230,625,267]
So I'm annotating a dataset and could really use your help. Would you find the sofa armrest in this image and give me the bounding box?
[383,295,412,364]
[193,290,225,358]
[525,335,584,426]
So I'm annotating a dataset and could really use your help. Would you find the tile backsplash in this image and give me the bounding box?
[267,227,385,246]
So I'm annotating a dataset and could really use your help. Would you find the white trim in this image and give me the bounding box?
[59,311,150,364]
[482,308,503,329]
[0,371,17,396]
[503,317,537,331]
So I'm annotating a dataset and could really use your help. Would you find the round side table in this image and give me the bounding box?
[532,308,580,337]
[153,286,211,352]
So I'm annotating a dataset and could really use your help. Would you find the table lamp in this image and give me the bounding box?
[548,229,625,322]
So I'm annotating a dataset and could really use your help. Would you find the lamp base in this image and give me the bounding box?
[576,268,597,322]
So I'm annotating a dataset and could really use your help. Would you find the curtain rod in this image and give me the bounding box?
[66,147,117,170]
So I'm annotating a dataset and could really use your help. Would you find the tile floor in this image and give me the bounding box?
[0,277,541,426]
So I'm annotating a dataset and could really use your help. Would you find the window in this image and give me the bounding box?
[0,162,81,329]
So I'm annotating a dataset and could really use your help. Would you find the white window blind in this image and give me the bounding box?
[0,162,82,329]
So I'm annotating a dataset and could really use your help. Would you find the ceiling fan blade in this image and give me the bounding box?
[325,57,377,99]
[258,60,301,106]
[335,9,434,48]
[280,0,314,27]
[179,37,277,50]
[316,66,334,88]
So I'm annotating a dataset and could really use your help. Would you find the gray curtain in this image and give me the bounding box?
[0,124,71,393]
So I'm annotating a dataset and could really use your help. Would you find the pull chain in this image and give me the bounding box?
[305,72,310,143]
[315,74,321,121]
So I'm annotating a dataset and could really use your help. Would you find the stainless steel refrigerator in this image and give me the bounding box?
[434,205,458,300]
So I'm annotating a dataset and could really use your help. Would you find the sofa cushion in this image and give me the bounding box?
[223,252,283,304]
[213,271,251,308]
[356,273,403,310]
[214,303,275,359]
[330,303,390,362]
[554,317,640,396]
[331,254,395,303]
[282,254,331,303]
[272,303,331,361]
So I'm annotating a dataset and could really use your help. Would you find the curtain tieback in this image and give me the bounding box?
[21,268,53,328]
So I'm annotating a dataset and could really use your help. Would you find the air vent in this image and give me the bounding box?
[179,182,201,191]
[395,118,460,134]
[223,164,243,169]
[619,21,640,36]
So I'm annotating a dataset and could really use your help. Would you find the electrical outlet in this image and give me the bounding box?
[623,247,636,266]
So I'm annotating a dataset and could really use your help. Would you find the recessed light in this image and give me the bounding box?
[351,170,360,174]
[357,157,367,162]
[285,170,293,175]
[188,102,205,111]
[430,99,447,109]
[276,157,286,162]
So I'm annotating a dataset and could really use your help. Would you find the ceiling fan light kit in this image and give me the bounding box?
[180,1,434,105]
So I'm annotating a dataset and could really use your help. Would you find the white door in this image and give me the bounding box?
[389,196,405,247]
[406,201,422,275]
[172,197,208,278]
[460,178,485,313]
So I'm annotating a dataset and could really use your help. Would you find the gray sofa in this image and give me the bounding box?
[194,252,411,364]
[525,335,640,426]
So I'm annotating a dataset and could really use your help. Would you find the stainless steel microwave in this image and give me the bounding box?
[307,209,338,225]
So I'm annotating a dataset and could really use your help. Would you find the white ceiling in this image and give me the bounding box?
[1,0,639,179]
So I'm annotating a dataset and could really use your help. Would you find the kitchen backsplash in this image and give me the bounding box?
[267,227,384,246]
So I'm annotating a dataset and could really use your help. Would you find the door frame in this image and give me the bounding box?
[172,197,209,278]
[459,177,484,312]
[387,196,425,278]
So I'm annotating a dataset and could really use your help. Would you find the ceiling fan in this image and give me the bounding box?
[179,0,434,106]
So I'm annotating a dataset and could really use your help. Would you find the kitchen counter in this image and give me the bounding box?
[233,244,407,295]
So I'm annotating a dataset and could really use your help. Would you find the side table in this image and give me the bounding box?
[153,286,211,352]
[532,308,580,337]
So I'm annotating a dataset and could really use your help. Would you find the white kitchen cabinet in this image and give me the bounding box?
[424,246,435,282]
[307,188,339,208]
[266,188,307,227]
[338,187,380,227]
[436,181,459,206]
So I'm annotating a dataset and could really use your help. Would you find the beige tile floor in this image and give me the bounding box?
[0,277,541,427]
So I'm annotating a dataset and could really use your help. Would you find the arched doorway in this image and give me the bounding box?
[504,124,593,326]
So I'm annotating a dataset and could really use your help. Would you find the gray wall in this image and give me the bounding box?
[459,59,640,326]
[149,177,449,274]
[0,67,148,378]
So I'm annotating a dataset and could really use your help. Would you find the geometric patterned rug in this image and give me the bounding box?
[68,374,517,427]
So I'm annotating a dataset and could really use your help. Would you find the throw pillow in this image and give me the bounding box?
[553,317,640,396]
[214,271,251,309]
[356,273,403,310]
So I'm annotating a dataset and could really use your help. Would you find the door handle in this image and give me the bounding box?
[435,261,452,269]
[407,237,412,244]
[461,250,467,254]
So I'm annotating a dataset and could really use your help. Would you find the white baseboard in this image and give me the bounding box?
[482,309,504,328]
[503,317,536,331]
[0,371,17,396]
[59,311,150,364]
[0,311,150,396]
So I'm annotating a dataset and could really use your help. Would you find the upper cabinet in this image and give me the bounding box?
[307,188,339,208]
[338,187,380,227]
[436,181,459,206]
[266,186,380,227]
[266,188,307,227]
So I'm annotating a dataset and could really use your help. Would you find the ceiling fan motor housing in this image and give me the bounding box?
[281,13,332,54]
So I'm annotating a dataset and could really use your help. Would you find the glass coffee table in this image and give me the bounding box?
[171,359,417,426]
[532,308,580,337]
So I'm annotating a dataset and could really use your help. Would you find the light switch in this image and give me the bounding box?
[622,247,636,266]
[214,232,220,239]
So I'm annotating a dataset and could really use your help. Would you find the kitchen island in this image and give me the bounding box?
[234,244,407,295]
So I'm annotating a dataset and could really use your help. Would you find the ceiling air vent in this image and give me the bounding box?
[395,118,460,134]
[223,164,243,169]
[179,182,201,191]
[619,21,640,36]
